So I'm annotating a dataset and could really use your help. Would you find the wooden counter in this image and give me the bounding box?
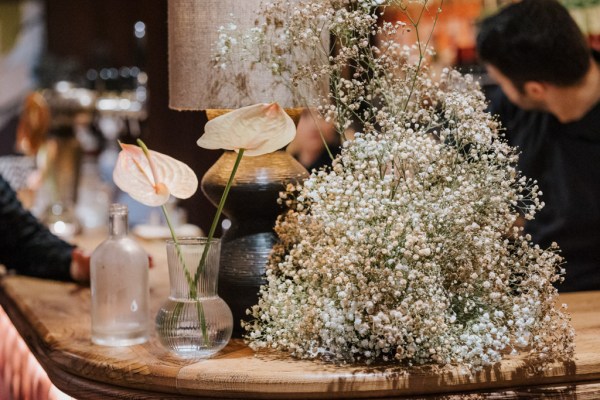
[2,236,600,399]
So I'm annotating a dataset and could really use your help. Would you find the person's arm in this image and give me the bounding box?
[0,174,74,281]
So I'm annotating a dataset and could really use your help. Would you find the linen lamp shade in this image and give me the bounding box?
[168,0,328,111]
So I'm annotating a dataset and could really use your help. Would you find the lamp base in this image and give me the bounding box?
[201,150,308,337]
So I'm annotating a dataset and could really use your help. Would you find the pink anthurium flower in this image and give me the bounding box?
[197,102,296,156]
[113,142,198,207]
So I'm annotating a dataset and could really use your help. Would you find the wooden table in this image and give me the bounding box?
[2,236,600,399]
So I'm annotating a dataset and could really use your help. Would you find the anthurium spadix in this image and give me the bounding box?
[197,102,296,156]
[113,141,198,207]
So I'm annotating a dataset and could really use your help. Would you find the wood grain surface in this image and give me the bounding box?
[2,235,600,399]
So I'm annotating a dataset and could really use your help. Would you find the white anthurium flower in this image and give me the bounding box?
[113,142,198,207]
[197,102,296,156]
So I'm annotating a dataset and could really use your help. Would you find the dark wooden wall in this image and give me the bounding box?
[44,0,219,232]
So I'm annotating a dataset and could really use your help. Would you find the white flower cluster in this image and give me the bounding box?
[219,0,575,368]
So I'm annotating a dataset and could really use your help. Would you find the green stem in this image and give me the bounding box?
[136,138,196,295]
[163,208,207,347]
[161,205,196,296]
[194,149,245,283]
[191,148,245,346]
[135,139,205,345]
[196,301,209,346]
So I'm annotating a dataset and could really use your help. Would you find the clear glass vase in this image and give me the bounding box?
[155,237,233,359]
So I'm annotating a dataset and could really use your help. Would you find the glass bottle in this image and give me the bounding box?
[91,203,149,346]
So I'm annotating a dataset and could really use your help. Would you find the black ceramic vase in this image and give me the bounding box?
[201,150,309,337]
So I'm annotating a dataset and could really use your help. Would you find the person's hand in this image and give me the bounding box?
[70,248,91,283]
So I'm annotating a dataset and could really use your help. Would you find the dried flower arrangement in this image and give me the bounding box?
[215,0,575,369]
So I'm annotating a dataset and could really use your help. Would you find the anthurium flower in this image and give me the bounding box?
[197,102,296,156]
[113,142,198,207]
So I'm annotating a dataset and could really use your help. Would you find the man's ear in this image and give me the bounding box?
[523,81,547,100]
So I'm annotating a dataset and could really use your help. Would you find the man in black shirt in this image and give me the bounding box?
[477,0,600,291]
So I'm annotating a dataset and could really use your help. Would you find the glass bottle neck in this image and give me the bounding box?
[109,205,129,237]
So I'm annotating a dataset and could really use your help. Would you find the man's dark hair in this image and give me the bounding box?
[476,0,591,91]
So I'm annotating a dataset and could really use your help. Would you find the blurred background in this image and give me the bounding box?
[1,0,599,237]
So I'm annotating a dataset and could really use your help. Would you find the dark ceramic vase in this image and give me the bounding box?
[201,150,309,337]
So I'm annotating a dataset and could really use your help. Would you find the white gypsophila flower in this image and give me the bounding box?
[216,0,575,370]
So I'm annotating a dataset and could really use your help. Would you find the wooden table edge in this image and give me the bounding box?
[4,276,600,399]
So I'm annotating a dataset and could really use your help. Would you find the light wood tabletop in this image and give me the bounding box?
[2,235,600,399]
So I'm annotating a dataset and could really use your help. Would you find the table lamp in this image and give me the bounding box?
[168,0,327,336]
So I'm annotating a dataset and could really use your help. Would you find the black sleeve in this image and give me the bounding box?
[0,174,73,281]
[486,85,517,140]
[485,85,547,181]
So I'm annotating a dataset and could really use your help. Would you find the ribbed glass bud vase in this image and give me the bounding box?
[155,237,233,359]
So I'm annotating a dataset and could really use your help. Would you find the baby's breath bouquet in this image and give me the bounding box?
[217,0,575,369]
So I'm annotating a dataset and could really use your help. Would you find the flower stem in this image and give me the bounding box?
[191,149,244,346]
[136,139,207,346]
[162,203,209,346]
[194,149,245,283]
[196,301,209,346]
[161,204,196,295]
[136,139,161,188]
[136,137,195,295]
